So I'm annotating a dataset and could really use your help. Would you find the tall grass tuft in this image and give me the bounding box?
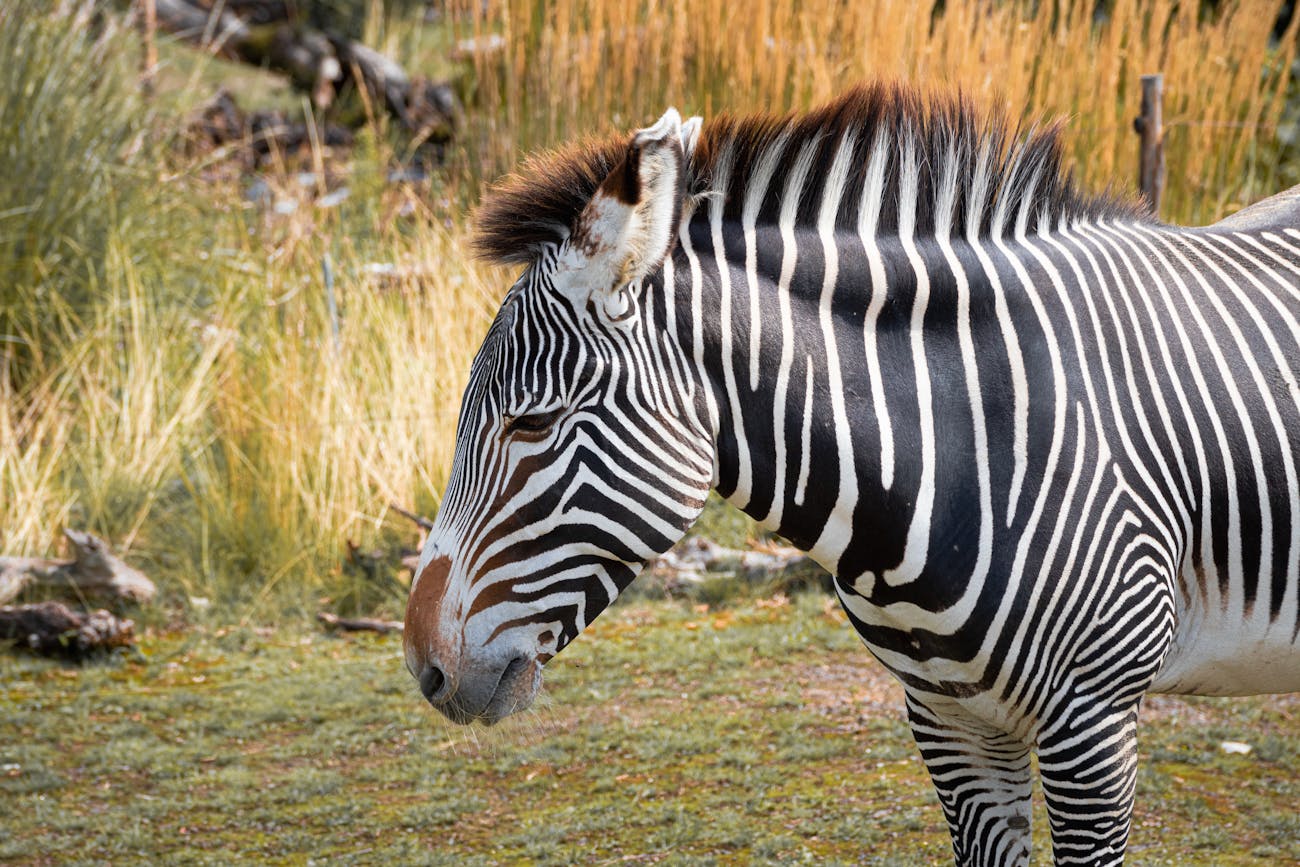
[0,1,205,354]
[3,1,1298,621]
[0,5,503,616]
[0,1,212,566]
[164,194,499,614]
[2,151,500,616]
[456,0,1297,226]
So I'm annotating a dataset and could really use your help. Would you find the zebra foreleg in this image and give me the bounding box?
[1033,550,1173,865]
[906,693,1035,867]
[1036,704,1140,866]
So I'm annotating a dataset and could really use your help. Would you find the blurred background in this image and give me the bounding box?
[2,0,1298,622]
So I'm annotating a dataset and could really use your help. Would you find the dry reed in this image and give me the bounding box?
[3,1,1297,617]
[456,0,1297,225]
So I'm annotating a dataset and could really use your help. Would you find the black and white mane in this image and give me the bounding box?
[473,83,1148,266]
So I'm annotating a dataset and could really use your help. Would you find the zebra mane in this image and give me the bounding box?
[473,83,1147,266]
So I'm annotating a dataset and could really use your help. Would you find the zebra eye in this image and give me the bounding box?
[504,408,564,438]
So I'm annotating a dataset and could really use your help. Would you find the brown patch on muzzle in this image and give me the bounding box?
[404,555,455,670]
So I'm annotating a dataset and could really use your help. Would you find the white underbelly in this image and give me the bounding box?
[1151,605,1300,696]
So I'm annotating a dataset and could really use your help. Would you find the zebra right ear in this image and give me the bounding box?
[564,109,694,295]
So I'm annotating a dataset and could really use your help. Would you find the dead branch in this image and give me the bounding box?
[0,602,136,658]
[317,611,403,634]
[0,530,156,607]
[188,89,354,169]
[390,503,434,531]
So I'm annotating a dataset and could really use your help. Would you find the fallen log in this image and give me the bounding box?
[0,530,156,607]
[155,0,456,146]
[318,611,403,634]
[190,88,355,168]
[0,602,136,658]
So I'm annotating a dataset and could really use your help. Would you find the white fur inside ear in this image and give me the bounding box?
[636,108,683,148]
[567,107,688,296]
[602,288,631,321]
[680,116,703,160]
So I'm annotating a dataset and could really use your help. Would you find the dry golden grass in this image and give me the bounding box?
[0,190,502,611]
[3,2,1298,616]
[458,0,1296,225]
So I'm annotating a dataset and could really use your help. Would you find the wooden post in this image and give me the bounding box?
[139,0,158,98]
[1134,73,1165,216]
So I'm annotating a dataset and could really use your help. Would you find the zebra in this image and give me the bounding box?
[402,85,1300,865]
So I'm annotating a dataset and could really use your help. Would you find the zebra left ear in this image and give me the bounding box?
[567,108,693,293]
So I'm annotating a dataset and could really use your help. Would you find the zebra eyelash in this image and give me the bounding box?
[502,406,566,439]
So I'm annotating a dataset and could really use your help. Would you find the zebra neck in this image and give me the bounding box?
[674,221,958,582]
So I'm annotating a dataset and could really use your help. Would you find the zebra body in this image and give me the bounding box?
[404,88,1300,865]
[699,215,1300,701]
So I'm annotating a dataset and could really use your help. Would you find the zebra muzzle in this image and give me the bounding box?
[415,651,539,725]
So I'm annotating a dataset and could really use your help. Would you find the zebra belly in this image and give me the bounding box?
[1150,588,1300,696]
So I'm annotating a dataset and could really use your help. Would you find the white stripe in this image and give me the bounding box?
[710,146,753,507]
[808,133,859,570]
[679,222,721,469]
[967,227,1030,527]
[762,140,818,530]
[794,359,815,506]
[858,132,895,491]
[882,135,936,587]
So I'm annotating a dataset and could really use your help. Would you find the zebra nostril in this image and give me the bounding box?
[502,654,528,683]
[420,663,449,704]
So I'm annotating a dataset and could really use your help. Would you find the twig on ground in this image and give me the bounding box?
[390,503,434,531]
[317,611,403,634]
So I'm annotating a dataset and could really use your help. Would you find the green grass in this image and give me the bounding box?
[2,593,1296,865]
[0,2,201,343]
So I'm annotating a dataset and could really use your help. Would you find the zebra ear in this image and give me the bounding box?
[568,108,692,292]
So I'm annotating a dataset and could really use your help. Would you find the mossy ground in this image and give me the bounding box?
[2,592,1296,865]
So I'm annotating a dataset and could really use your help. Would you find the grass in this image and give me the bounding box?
[0,4,505,616]
[0,161,501,616]
[459,0,1298,226]
[0,2,200,339]
[2,1,1298,617]
[1,592,1296,865]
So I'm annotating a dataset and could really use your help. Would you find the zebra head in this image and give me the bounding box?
[404,109,714,724]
